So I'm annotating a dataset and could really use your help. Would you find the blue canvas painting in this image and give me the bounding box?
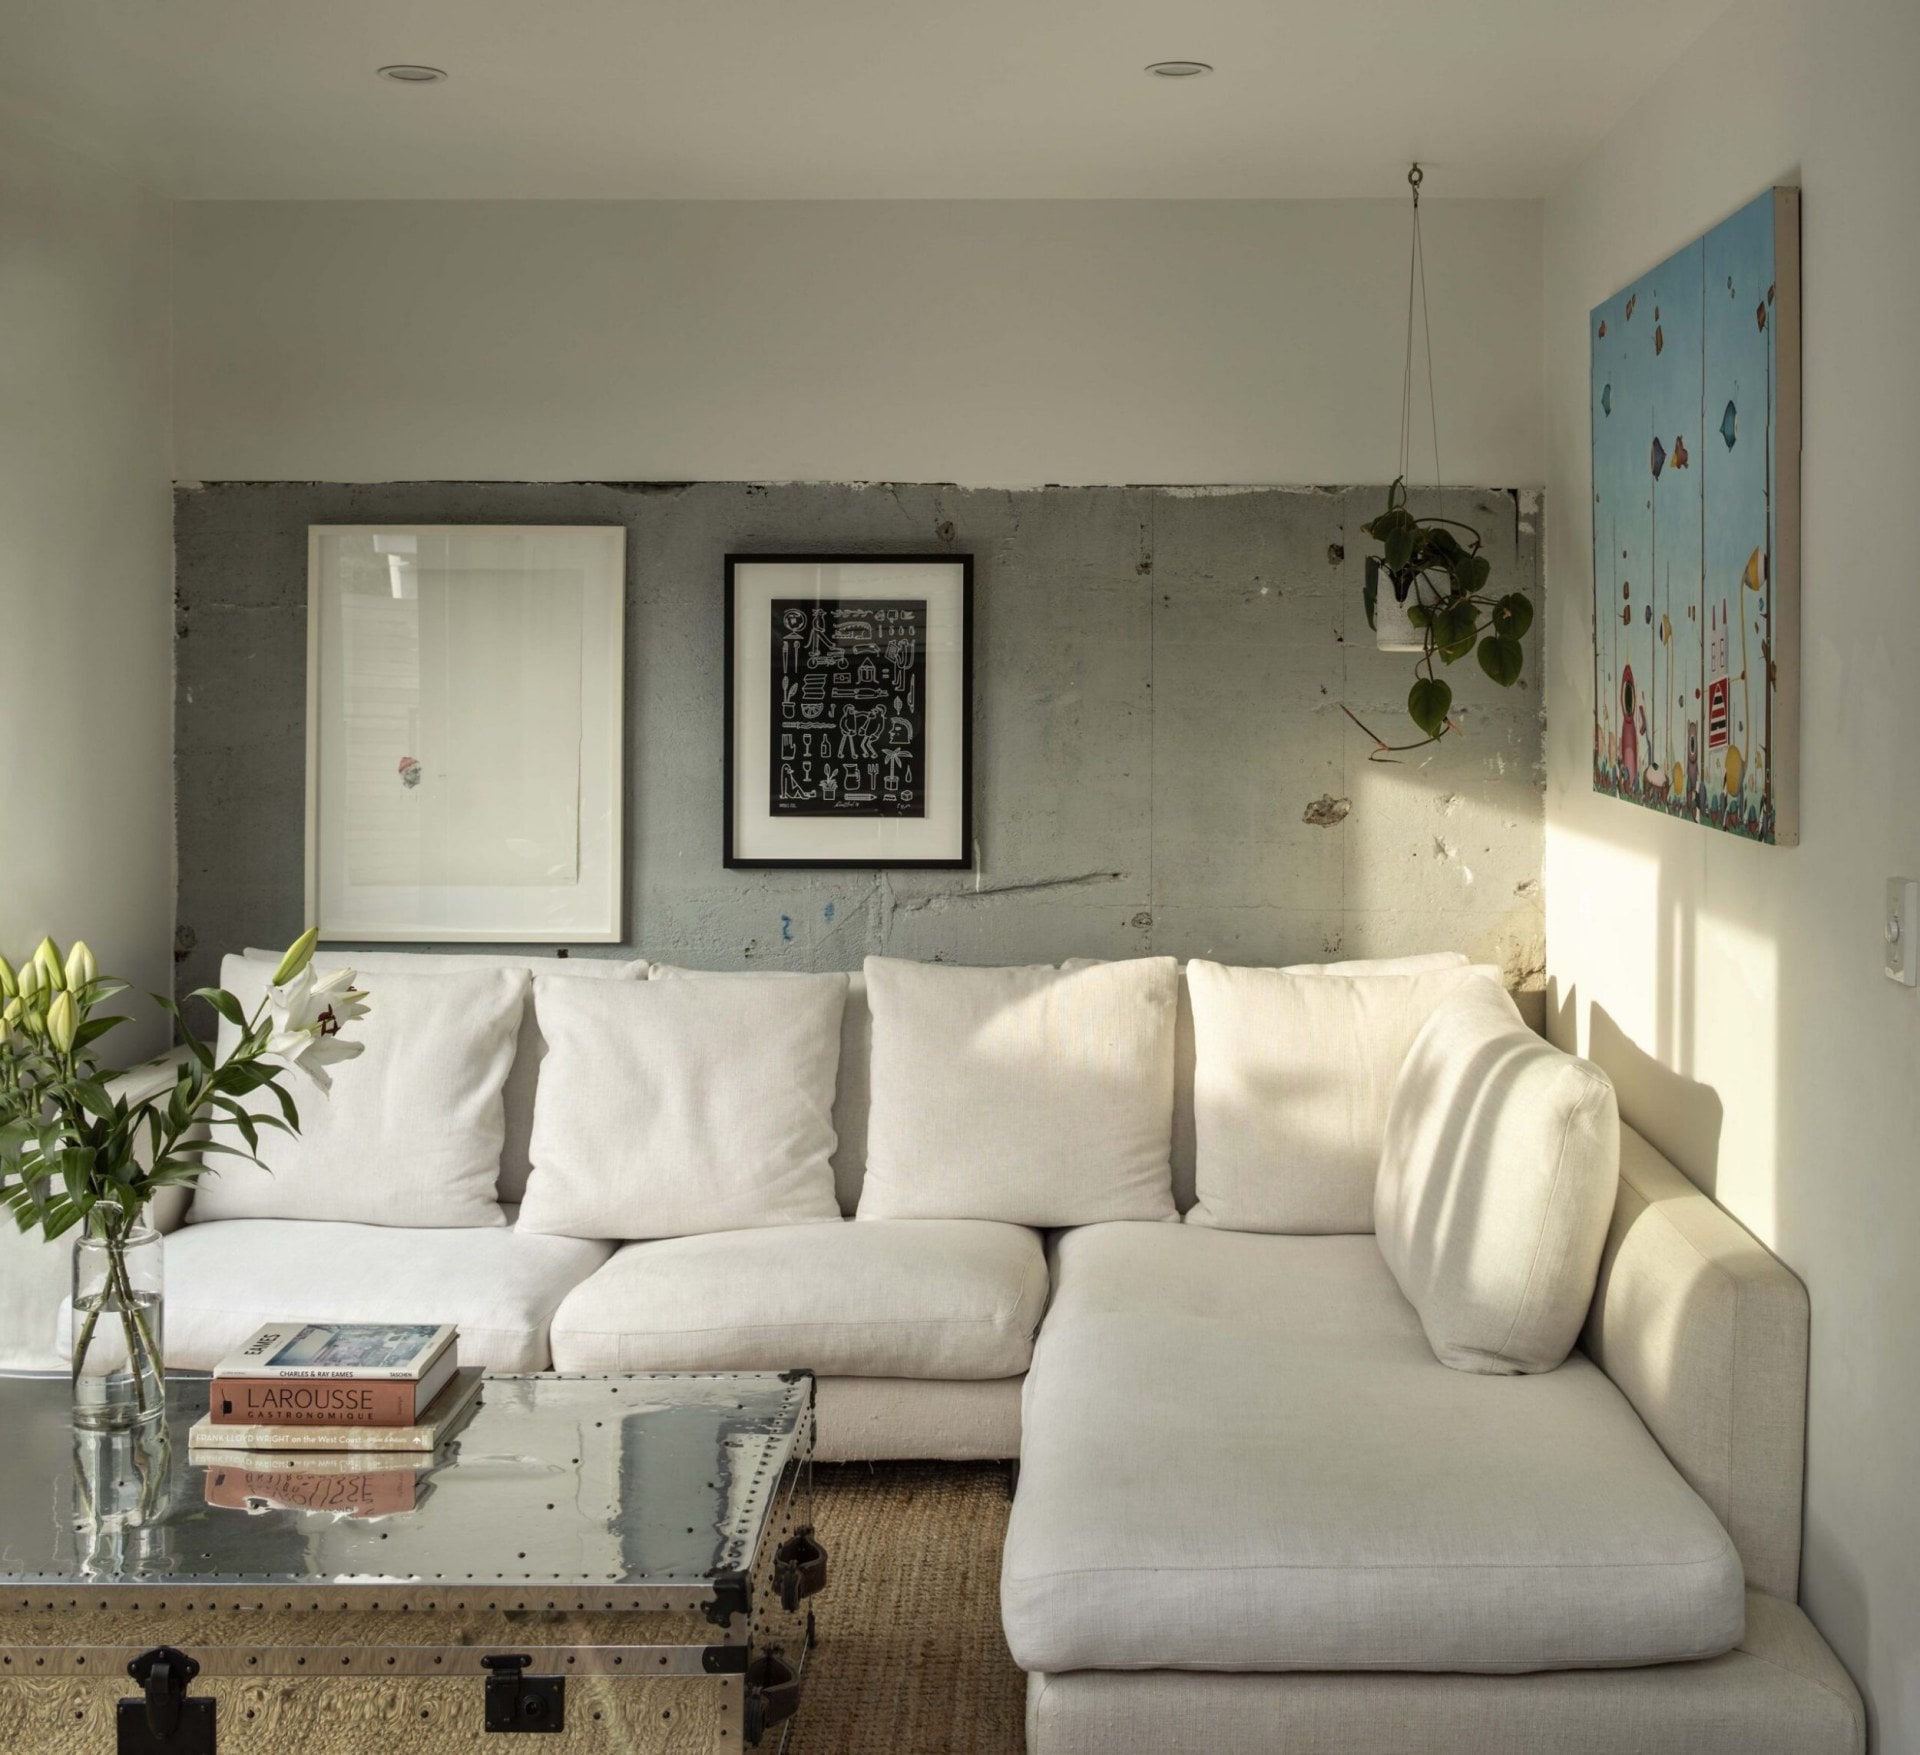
[1591,188,1800,844]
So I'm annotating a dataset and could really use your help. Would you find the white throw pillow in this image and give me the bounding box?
[1186,959,1497,1234]
[191,956,526,1229]
[242,948,648,1203]
[1374,978,1620,1374]
[516,973,847,1240]
[649,965,871,1217]
[857,957,1178,1226]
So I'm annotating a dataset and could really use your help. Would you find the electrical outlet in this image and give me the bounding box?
[1885,878,1918,986]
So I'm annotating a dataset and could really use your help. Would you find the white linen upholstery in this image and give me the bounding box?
[1024,1593,1863,1755]
[1585,1126,1810,1601]
[155,1213,613,1373]
[858,956,1178,1225]
[243,947,648,1204]
[1375,979,1619,1374]
[814,1375,1025,1462]
[1185,958,1494,1234]
[193,958,525,1229]
[649,964,871,1216]
[1002,1224,1744,1674]
[548,1219,1046,1379]
[517,973,847,1240]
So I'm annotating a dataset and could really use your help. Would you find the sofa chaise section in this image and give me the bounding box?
[1024,1588,1865,1755]
[548,1218,1047,1460]
[1003,1223,1746,1676]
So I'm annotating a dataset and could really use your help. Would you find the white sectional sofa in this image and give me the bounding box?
[0,946,1863,1753]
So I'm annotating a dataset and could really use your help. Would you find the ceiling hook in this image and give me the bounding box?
[1407,161,1424,206]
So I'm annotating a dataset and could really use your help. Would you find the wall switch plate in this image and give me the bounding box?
[1886,878,1919,985]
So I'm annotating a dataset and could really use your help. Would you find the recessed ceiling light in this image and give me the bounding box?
[1146,60,1213,79]
[377,64,447,84]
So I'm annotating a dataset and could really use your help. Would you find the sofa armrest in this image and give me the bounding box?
[0,1049,200,1372]
[1583,1125,1808,1601]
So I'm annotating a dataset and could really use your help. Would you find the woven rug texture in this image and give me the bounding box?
[790,1463,1024,1755]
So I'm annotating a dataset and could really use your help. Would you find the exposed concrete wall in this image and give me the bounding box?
[174,481,1543,999]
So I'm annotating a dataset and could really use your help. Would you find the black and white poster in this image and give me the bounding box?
[770,600,927,818]
[725,556,972,869]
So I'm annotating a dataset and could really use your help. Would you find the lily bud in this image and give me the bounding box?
[17,959,43,1003]
[0,956,15,1000]
[65,941,98,989]
[33,937,64,990]
[271,927,320,987]
[47,989,78,1054]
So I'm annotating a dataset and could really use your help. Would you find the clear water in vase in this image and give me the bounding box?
[70,1225,166,1432]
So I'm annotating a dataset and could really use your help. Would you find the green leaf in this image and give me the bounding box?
[1362,560,1379,631]
[1477,634,1525,687]
[1408,677,1454,738]
[1455,553,1492,598]
[1422,527,1465,565]
[72,1016,130,1049]
[1432,601,1479,663]
[190,987,250,1031]
[1382,526,1416,572]
[1491,592,1534,641]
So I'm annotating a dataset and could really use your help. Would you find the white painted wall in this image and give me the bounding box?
[171,198,1542,487]
[1540,0,1920,1746]
[0,113,173,1054]
[0,114,174,1371]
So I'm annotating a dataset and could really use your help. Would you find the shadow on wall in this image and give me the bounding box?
[1588,1000,1724,1199]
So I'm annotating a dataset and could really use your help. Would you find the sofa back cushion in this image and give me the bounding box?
[857,956,1178,1226]
[516,972,847,1240]
[651,964,872,1217]
[1375,977,1620,1374]
[1185,957,1490,1233]
[242,948,648,1202]
[193,956,526,1228]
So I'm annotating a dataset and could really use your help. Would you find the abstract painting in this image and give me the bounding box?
[1591,187,1800,843]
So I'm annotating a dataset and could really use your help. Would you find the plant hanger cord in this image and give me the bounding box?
[1399,162,1443,492]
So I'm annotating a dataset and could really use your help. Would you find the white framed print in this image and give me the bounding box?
[725,555,973,869]
[306,525,626,942]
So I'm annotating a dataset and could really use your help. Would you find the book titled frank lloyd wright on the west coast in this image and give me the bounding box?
[214,1322,457,1382]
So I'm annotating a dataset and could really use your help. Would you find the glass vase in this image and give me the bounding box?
[70,1223,166,1431]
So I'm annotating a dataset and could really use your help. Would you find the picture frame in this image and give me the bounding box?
[724,554,973,869]
[1589,186,1800,844]
[305,524,626,941]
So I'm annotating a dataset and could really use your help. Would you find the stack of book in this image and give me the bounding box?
[190,1322,481,1515]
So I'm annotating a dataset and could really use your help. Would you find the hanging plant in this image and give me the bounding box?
[1344,163,1535,759]
[1352,478,1534,752]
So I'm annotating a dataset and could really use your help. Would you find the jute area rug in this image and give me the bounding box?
[792,1463,1025,1755]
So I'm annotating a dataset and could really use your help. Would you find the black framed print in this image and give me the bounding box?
[725,555,973,869]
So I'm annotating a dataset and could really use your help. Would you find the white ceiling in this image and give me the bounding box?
[0,0,1731,200]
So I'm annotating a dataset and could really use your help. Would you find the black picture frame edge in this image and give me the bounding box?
[722,552,975,871]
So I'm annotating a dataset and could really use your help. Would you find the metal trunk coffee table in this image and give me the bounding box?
[0,1371,825,1753]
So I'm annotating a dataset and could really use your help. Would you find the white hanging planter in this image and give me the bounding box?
[1368,557,1436,653]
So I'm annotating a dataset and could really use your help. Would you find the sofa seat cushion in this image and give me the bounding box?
[160,1215,614,1373]
[1002,1224,1745,1675]
[548,1219,1048,1379]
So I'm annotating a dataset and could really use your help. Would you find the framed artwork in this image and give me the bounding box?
[305,525,626,941]
[725,555,973,868]
[1590,186,1800,844]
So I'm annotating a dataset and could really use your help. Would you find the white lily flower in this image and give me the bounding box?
[264,964,371,1091]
